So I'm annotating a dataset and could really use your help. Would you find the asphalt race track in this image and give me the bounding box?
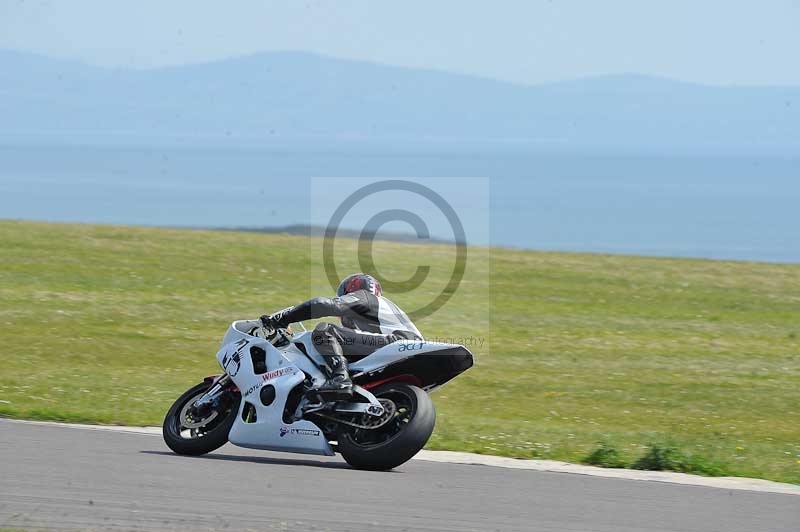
[1,419,797,532]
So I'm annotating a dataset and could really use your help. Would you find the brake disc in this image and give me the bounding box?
[179,395,219,429]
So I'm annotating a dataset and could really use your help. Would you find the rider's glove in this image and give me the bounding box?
[261,306,294,330]
[259,314,278,330]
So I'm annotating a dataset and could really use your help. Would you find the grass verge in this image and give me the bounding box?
[0,220,799,483]
[583,441,732,476]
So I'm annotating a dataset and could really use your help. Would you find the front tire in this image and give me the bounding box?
[337,383,435,471]
[163,382,240,456]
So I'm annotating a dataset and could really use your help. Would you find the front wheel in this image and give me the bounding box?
[163,381,241,456]
[337,383,435,471]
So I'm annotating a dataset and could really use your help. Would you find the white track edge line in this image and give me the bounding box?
[4,418,798,496]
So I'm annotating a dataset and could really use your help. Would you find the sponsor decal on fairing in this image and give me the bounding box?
[279,426,321,438]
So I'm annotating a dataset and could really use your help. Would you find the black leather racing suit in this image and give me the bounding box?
[270,289,422,367]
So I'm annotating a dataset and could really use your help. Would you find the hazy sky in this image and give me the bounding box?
[1,0,798,86]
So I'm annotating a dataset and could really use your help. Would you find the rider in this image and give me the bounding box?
[261,273,422,398]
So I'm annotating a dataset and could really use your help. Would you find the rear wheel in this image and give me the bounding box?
[337,383,435,471]
[162,382,240,456]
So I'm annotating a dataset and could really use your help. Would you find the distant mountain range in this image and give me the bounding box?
[2,49,798,149]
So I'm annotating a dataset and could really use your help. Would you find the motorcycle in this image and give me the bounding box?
[163,319,473,470]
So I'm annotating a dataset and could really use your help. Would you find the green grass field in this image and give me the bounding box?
[1,220,798,483]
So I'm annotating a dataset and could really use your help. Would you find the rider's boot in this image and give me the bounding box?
[317,354,353,399]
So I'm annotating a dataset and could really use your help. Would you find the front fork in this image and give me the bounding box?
[192,374,233,413]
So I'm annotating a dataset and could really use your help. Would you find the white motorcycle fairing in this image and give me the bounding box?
[216,321,334,456]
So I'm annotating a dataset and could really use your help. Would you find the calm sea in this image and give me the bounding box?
[1,142,798,263]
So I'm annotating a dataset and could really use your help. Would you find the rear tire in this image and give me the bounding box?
[163,382,240,456]
[337,383,435,471]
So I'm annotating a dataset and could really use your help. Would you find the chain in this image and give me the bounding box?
[309,400,397,430]
[310,411,395,430]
